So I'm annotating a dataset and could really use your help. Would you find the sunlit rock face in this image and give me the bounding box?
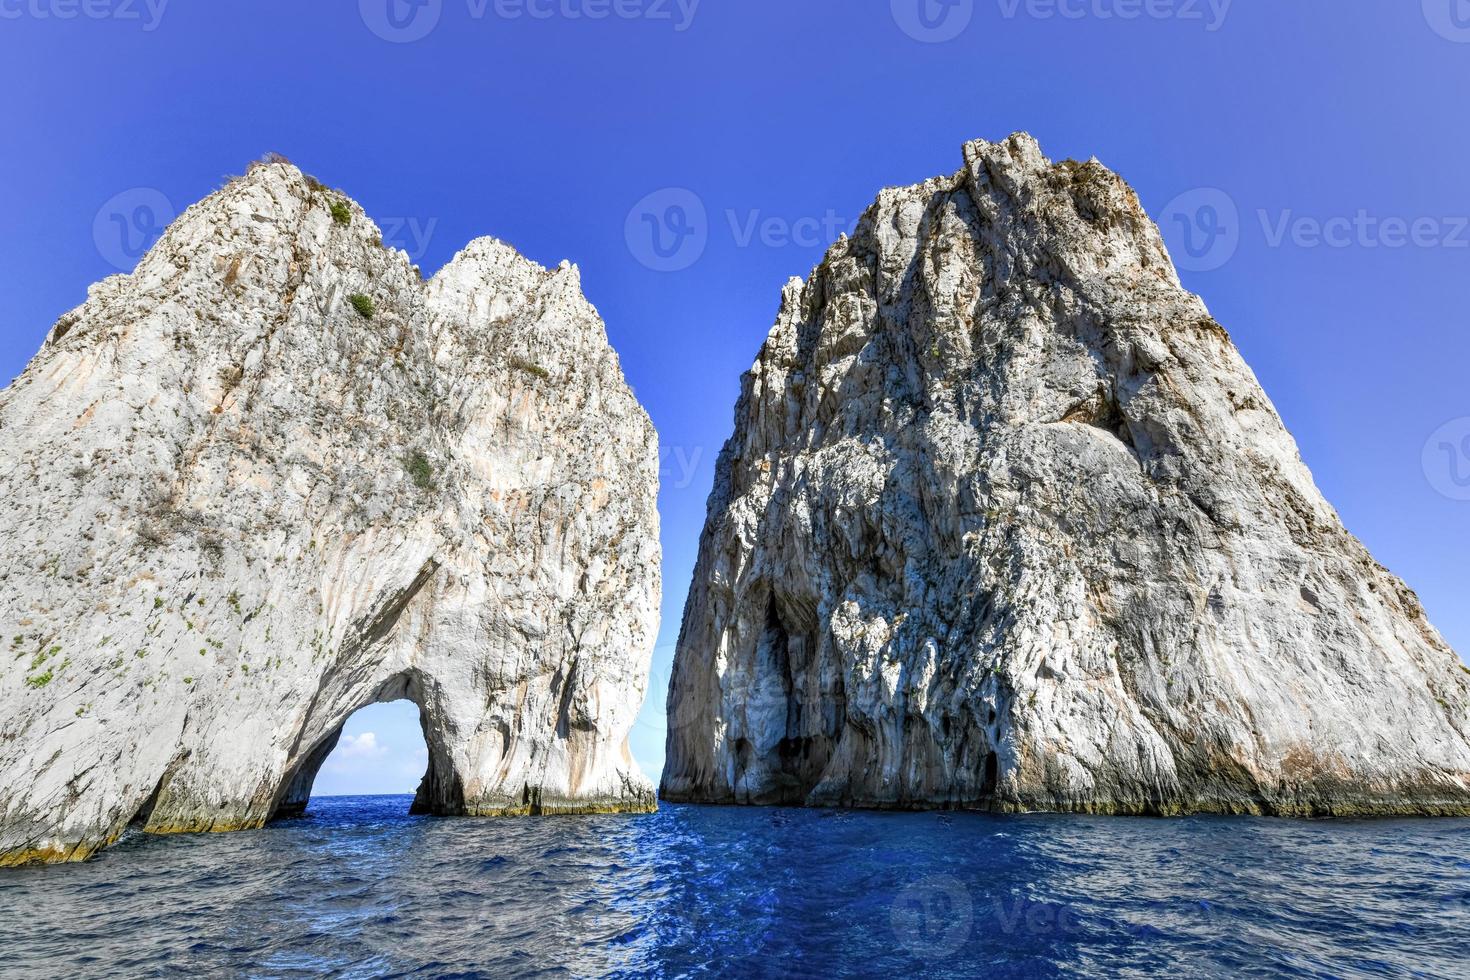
[0,160,660,866]
[662,134,1470,817]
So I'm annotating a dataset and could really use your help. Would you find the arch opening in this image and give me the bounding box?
[269,673,464,821]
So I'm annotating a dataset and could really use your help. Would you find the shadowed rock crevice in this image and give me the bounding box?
[739,594,840,805]
[1061,386,1137,454]
[273,732,344,821]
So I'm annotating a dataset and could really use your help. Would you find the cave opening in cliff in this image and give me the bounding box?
[751,591,842,805]
[982,751,999,797]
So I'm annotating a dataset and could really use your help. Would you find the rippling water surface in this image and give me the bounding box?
[2,797,1468,978]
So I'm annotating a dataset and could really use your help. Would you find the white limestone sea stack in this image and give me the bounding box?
[661,134,1470,817]
[0,159,660,866]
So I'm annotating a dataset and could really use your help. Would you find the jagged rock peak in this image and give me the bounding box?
[661,133,1470,817]
[0,157,661,865]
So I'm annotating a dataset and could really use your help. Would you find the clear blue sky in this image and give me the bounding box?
[4,1,1468,796]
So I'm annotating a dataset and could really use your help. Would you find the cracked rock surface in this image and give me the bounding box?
[0,160,660,866]
[662,134,1470,816]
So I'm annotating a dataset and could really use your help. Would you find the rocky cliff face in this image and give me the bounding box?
[0,159,660,866]
[662,134,1470,817]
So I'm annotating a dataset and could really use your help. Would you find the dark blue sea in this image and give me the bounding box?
[2,796,1467,978]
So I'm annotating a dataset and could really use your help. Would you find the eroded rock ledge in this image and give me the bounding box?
[0,160,660,866]
[661,134,1470,817]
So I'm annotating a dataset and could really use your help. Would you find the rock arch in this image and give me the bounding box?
[0,160,660,865]
[271,672,460,821]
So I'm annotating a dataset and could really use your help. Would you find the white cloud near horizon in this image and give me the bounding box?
[329,731,387,762]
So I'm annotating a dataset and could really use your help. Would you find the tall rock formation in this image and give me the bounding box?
[662,134,1470,816]
[0,159,660,866]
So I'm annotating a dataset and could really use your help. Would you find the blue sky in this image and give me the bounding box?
[4,1,1468,796]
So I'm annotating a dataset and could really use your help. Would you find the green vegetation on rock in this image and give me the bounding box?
[511,357,550,381]
[405,451,435,491]
[349,294,375,320]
